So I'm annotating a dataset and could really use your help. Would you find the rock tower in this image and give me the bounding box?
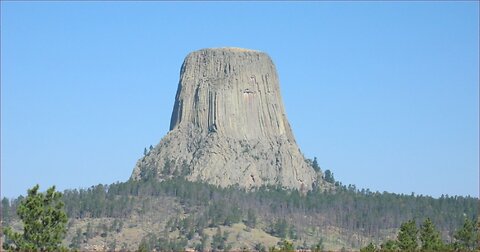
[131,48,321,191]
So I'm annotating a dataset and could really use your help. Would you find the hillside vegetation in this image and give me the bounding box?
[2,175,477,251]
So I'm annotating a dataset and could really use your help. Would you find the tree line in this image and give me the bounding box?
[360,217,478,252]
[2,176,478,251]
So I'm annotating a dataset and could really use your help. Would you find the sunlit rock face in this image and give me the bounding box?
[131,47,322,191]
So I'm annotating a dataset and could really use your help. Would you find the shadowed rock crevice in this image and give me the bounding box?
[131,47,323,191]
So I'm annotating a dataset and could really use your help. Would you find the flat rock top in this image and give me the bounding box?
[187,47,265,57]
[198,47,261,52]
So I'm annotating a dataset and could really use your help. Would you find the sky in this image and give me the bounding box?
[1,2,478,199]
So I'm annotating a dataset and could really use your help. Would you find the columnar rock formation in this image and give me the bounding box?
[131,47,322,191]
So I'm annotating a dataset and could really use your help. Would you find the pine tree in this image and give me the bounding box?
[454,217,476,251]
[200,233,210,251]
[3,185,68,251]
[397,219,418,251]
[255,242,266,252]
[311,239,324,252]
[419,218,443,251]
[85,222,94,240]
[212,227,225,251]
[1,197,11,224]
[69,228,83,249]
[272,219,288,238]
[246,208,257,228]
[312,157,320,172]
[324,169,335,183]
[360,242,376,252]
[278,240,294,252]
[380,240,398,252]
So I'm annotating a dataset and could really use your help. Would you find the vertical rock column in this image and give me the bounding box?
[132,47,320,191]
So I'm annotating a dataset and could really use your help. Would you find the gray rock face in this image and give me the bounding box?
[131,47,322,191]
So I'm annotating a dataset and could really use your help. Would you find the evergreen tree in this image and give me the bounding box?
[255,243,266,252]
[246,208,257,228]
[279,240,294,252]
[311,239,324,252]
[477,217,480,251]
[3,185,68,251]
[380,240,397,252]
[108,238,117,252]
[454,217,476,251]
[137,240,150,252]
[288,224,297,240]
[85,222,94,240]
[324,169,335,183]
[201,233,210,251]
[1,197,11,224]
[419,218,443,251]
[397,219,418,251]
[212,227,225,251]
[272,219,288,238]
[360,242,376,252]
[69,228,83,249]
[312,157,320,172]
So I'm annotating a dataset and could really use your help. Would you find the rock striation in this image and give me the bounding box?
[131,47,323,191]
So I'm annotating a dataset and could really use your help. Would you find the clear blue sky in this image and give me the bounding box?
[1,2,478,198]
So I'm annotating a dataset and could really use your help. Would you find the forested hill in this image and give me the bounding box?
[3,175,477,250]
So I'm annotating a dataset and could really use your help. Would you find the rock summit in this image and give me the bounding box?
[131,47,322,191]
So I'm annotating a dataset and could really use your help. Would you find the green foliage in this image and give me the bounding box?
[69,228,83,249]
[255,242,266,252]
[375,217,477,252]
[3,184,68,252]
[85,222,94,240]
[3,176,477,251]
[162,158,173,175]
[138,232,188,252]
[280,240,294,252]
[269,240,294,252]
[419,218,443,251]
[360,242,376,252]
[200,233,209,251]
[108,238,117,251]
[288,224,297,240]
[31,176,473,241]
[271,219,288,238]
[2,197,11,224]
[477,218,480,251]
[240,245,250,252]
[224,204,242,226]
[324,169,335,183]
[312,157,320,172]
[246,208,257,228]
[454,217,477,251]
[397,219,418,251]
[211,227,228,251]
[180,160,190,177]
[310,239,324,252]
[380,240,398,252]
[110,218,124,233]
[137,239,150,252]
